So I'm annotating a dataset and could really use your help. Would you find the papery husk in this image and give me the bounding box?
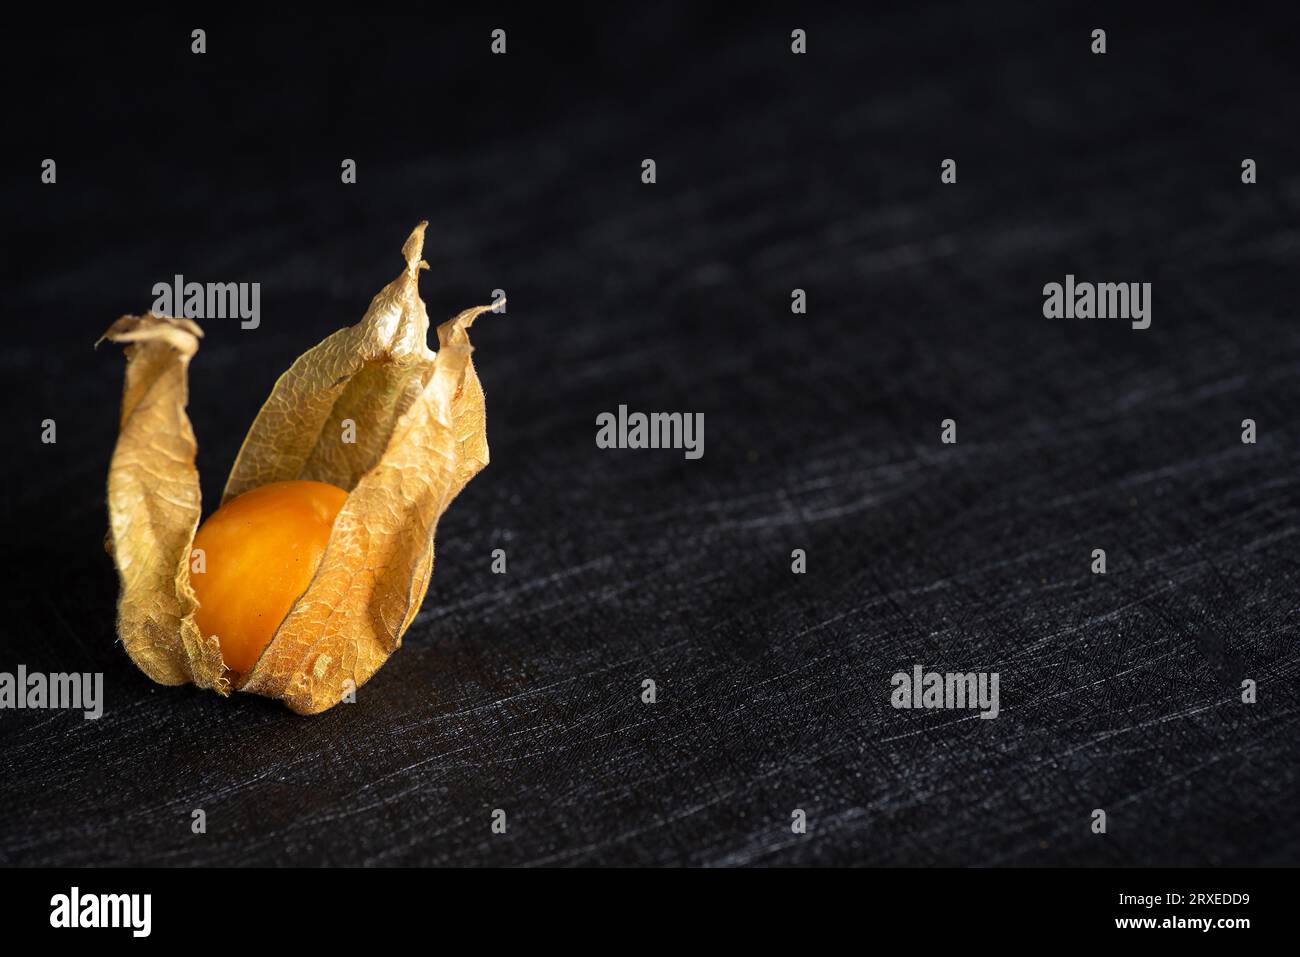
[102,222,496,713]
[100,315,230,694]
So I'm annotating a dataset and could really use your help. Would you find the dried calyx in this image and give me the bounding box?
[101,223,497,714]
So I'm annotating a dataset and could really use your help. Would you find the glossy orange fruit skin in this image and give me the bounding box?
[191,480,348,675]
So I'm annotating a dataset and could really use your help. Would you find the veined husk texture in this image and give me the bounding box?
[102,223,495,714]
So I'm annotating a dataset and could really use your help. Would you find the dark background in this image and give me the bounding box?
[2,4,1299,866]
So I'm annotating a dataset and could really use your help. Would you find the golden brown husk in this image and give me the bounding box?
[102,223,494,713]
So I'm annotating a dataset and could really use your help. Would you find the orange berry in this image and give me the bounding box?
[191,480,348,674]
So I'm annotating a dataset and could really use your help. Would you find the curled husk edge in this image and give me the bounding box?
[101,223,495,713]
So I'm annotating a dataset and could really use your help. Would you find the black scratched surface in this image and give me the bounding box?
[2,6,1299,866]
